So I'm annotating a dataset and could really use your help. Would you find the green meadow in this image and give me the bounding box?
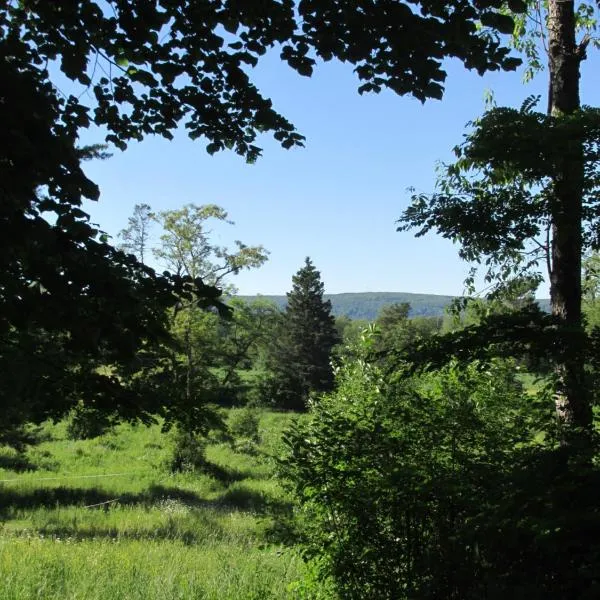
[0,410,307,600]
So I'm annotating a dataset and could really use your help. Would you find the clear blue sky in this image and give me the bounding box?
[80,42,600,297]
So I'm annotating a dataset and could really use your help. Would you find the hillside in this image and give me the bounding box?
[237,292,454,320]
[236,292,552,321]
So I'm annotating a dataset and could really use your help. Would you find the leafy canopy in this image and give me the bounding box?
[399,101,600,294]
[0,0,524,435]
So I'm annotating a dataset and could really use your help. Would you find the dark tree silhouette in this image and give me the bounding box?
[269,258,339,410]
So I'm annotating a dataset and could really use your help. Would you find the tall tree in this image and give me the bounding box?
[399,1,599,444]
[153,204,268,415]
[545,0,591,432]
[118,203,154,264]
[268,258,339,409]
[154,204,268,288]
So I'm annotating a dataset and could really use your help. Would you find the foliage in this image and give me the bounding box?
[215,298,281,402]
[0,39,227,443]
[167,427,208,472]
[583,251,600,329]
[375,302,410,351]
[153,204,268,287]
[507,0,599,83]
[281,329,600,599]
[399,90,600,435]
[376,301,411,327]
[368,303,445,361]
[146,203,268,429]
[399,104,600,295]
[1,0,526,441]
[266,258,339,410]
[2,0,523,159]
[117,203,154,264]
[228,408,261,444]
[66,402,116,440]
[228,407,262,454]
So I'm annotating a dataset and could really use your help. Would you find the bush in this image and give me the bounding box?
[167,428,207,472]
[66,404,115,440]
[281,330,553,599]
[228,407,261,441]
[228,407,261,454]
[244,369,272,408]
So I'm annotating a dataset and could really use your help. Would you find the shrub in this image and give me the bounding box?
[229,407,261,442]
[228,407,261,454]
[281,331,551,599]
[167,428,207,472]
[66,403,115,440]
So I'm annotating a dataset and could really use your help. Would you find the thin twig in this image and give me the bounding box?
[83,498,120,509]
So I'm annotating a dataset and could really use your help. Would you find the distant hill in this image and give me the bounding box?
[236,292,551,321]
[236,292,453,321]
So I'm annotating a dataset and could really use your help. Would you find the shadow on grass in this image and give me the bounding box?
[0,483,292,519]
[199,459,246,484]
[217,486,292,515]
[0,453,38,473]
[32,517,223,546]
[0,483,294,544]
[147,484,293,516]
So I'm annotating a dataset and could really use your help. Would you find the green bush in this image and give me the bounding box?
[167,428,207,472]
[228,407,261,454]
[66,403,115,440]
[229,407,261,442]
[281,331,566,599]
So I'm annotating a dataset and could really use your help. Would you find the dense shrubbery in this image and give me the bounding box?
[66,403,116,440]
[282,332,600,599]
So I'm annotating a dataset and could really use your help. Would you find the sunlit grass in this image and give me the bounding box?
[0,410,306,599]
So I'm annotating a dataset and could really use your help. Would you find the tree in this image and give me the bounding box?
[1,0,526,438]
[399,1,600,445]
[154,204,268,288]
[153,204,268,417]
[334,315,369,358]
[375,302,412,351]
[215,298,281,396]
[118,203,154,264]
[267,258,339,410]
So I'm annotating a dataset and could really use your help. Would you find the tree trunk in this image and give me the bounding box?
[547,0,593,436]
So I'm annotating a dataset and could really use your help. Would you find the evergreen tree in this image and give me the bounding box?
[118,203,154,265]
[269,258,339,410]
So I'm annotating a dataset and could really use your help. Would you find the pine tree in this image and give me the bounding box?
[269,258,339,410]
[118,203,154,264]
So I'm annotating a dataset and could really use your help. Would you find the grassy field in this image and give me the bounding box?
[0,410,309,600]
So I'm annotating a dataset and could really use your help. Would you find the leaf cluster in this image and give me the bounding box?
[399,104,600,290]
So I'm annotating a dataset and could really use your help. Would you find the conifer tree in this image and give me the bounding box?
[269,258,339,410]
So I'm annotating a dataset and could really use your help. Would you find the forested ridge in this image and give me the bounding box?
[3,0,600,598]
[238,292,551,319]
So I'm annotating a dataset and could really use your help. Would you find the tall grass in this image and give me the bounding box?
[0,410,307,599]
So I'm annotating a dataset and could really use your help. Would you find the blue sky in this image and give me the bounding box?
[81,40,600,297]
